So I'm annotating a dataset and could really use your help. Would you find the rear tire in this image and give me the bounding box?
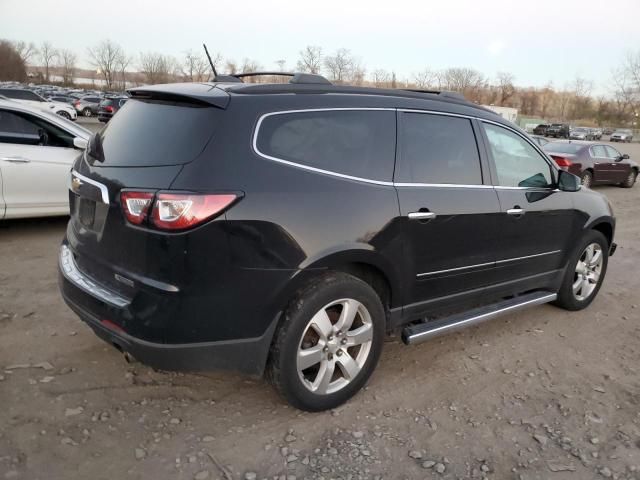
[56,111,71,120]
[267,272,385,411]
[553,230,608,311]
[82,107,92,117]
[580,170,593,188]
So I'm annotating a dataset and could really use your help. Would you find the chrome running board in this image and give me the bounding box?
[401,291,557,345]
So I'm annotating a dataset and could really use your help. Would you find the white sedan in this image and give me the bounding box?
[0,88,78,121]
[0,99,91,219]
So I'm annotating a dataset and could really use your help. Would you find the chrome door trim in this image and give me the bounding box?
[394,182,492,189]
[417,261,495,278]
[495,249,562,265]
[70,170,109,204]
[417,250,563,278]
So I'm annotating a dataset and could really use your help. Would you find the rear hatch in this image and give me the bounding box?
[66,85,230,301]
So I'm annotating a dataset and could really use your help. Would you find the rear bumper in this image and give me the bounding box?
[58,244,278,375]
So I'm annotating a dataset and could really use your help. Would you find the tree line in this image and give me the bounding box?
[1,38,639,127]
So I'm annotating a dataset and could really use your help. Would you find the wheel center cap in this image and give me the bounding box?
[327,338,340,354]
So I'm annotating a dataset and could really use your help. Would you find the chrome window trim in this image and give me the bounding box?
[71,170,110,204]
[394,182,492,189]
[417,250,562,278]
[252,107,559,188]
[252,108,396,186]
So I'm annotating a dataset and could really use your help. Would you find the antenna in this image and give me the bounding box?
[202,43,218,79]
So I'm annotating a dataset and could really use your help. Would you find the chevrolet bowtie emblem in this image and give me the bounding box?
[71,177,83,190]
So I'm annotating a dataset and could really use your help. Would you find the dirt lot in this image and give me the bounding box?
[2,142,640,480]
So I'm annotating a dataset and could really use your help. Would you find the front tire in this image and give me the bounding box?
[267,273,385,411]
[56,111,71,120]
[621,170,637,188]
[553,230,608,311]
[82,107,92,117]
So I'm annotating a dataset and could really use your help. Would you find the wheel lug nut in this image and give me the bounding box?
[337,350,343,356]
[328,335,333,341]
[328,353,333,360]
[341,339,347,345]
[323,347,329,353]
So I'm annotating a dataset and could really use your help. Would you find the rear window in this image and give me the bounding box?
[543,143,583,154]
[100,99,114,107]
[256,110,395,181]
[395,112,482,185]
[96,100,220,166]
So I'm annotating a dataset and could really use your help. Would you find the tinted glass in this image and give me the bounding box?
[543,143,583,154]
[257,110,395,181]
[97,100,221,166]
[0,89,30,100]
[590,145,607,157]
[0,109,39,135]
[396,113,482,185]
[604,146,620,159]
[84,97,100,103]
[484,123,553,188]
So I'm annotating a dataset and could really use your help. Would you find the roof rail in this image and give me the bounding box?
[214,71,332,85]
[402,88,466,100]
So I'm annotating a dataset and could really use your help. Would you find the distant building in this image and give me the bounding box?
[482,105,518,124]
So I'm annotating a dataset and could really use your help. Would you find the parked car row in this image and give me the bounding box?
[533,122,631,142]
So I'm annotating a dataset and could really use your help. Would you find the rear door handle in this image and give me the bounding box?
[1,156,30,163]
[408,211,436,220]
[507,208,525,216]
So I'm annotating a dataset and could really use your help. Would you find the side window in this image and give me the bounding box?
[0,109,41,145]
[591,145,607,158]
[395,112,482,184]
[24,92,44,102]
[256,110,396,181]
[483,123,553,188]
[604,146,620,159]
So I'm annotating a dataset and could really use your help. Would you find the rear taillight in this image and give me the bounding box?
[74,100,80,106]
[120,191,237,231]
[120,191,154,225]
[151,193,237,230]
[551,155,572,167]
[104,106,114,113]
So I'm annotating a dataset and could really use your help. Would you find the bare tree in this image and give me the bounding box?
[58,49,77,85]
[296,46,322,74]
[372,69,391,87]
[412,68,437,89]
[39,41,58,82]
[275,59,286,71]
[183,49,215,82]
[0,40,27,81]
[496,72,516,105]
[324,48,354,84]
[139,52,176,84]
[117,54,132,90]
[12,40,37,64]
[87,40,126,89]
[225,59,238,75]
[438,67,486,101]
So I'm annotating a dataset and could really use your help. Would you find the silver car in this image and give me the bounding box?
[610,129,634,143]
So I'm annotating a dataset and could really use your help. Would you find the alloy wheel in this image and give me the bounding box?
[581,172,592,188]
[297,299,373,395]
[57,111,71,120]
[573,243,603,301]
[626,171,637,187]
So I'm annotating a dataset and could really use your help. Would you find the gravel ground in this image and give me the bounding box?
[1,142,640,480]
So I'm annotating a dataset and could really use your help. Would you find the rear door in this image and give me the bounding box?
[604,145,630,183]
[480,121,578,282]
[0,108,77,218]
[395,111,502,317]
[589,144,613,183]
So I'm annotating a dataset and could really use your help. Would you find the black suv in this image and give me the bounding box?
[546,123,570,138]
[97,96,128,123]
[59,73,616,411]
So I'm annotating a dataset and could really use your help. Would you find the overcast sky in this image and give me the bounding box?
[1,0,639,94]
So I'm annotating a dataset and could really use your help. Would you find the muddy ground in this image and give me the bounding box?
[2,142,640,480]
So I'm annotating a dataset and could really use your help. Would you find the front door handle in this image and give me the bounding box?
[507,208,525,216]
[1,156,30,163]
[408,211,436,220]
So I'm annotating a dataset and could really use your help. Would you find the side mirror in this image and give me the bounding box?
[621,153,630,160]
[558,169,581,192]
[73,136,88,150]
